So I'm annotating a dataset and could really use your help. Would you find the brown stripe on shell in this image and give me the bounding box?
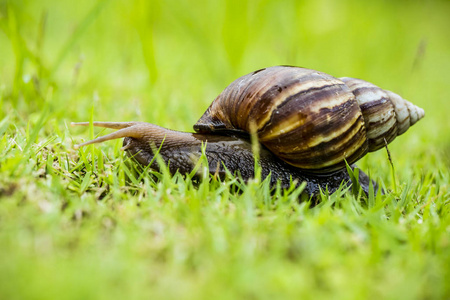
[194,67,290,133]
[232,67,290,130]
[265,111,367,171]
[249,72,345,132]
[364,104,397,150]
[384,90,411,135]
[258,82,357,143]
[341,78,399,152]
[367,121,398,151]
[275,108,365,155]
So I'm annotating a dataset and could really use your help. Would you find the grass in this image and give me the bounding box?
[1,0,449,299]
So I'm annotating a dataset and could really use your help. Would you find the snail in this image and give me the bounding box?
[72,66,424,196]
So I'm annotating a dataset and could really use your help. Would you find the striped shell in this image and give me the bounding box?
[194,66,424,173]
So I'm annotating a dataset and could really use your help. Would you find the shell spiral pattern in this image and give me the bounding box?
[194,66,424,173]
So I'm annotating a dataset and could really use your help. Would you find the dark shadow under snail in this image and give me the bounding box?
[72,66,424,197]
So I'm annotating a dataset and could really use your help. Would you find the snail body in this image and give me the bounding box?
[72,66,424,196]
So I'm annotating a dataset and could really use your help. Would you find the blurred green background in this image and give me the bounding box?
[1,0,450,299]
[2,0,449,169]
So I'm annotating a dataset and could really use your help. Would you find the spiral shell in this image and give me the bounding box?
[194,66,424,173]
[340,77,424,151]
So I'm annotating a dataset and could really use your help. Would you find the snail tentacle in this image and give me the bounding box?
[71,121,142,129]
[72,121,205,149]
[72,126,142,149]
[71,122,152,149]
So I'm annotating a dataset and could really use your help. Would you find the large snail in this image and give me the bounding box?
[72,66,424,196]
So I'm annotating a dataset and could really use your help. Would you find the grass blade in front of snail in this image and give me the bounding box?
[71,120,375,197]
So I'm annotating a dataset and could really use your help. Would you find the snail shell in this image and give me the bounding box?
[194,66,424,173]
